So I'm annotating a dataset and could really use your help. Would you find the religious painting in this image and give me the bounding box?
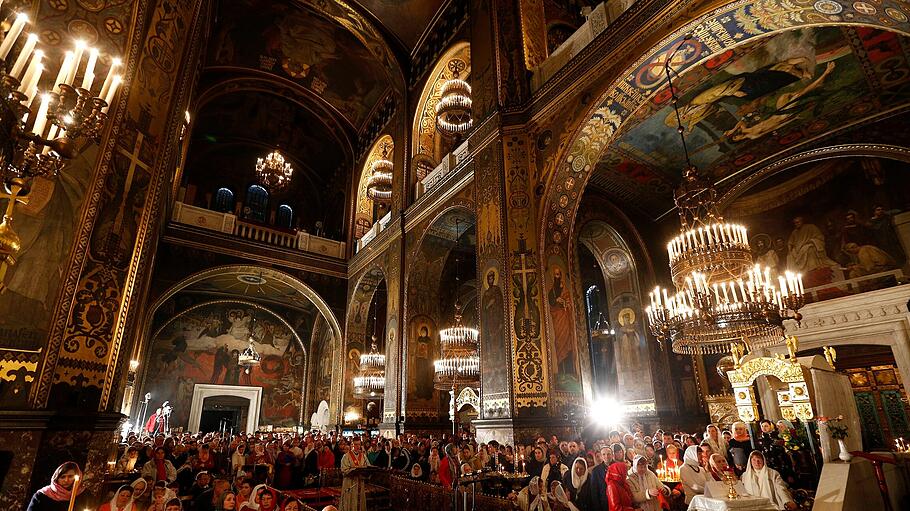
[547,254,580,392]
[142,301,305,428]
[310,320,335,405]
[408,317,437,403]
[598,26,910,214]
[208,0,390,127]
[727,157,910,296]
[0,147,96,350]
[481,262,508,394]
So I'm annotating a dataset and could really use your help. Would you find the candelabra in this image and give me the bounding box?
[0,11,122,290]
[644,36,803,355]
[255,148,293,191]
[353,334,385,399]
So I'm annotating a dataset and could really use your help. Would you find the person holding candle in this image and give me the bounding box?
[627,455,670,511]
[26,462,85,511]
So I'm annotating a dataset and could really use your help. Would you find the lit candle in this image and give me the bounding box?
[30,93,50,137]
[9,32,38,78]
[712,283,720,301]
[796,275,804,296]
[720,282,729,303]
[697,227,705,246]
[101,75,121,112]
[24,63,43,103]
[42,125,58,153]
[98,58,121,101]
[0,13,29,61]
[729,281,738,303]
[66,474,80,511]
[54,51,75,92]
[738,279,747,302]
[65,40,87,85]
[80,47,98,90]
[778,276,788,295]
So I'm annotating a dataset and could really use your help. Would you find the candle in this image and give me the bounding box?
[65,40,87,86]
[796,275,804,296]
[101,75,121,112]
[30,93,50,137]
[81,47,98,89]
[9,32,37,78]
[0,13,29,61]
[720,282,729,303]
[98,57,121,99]
[778,276,788,295]
[66,474,80,511]
[18,51,42,94]
[54,51,75,92]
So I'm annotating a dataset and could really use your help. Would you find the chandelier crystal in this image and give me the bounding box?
[644,38,804,355]
[435,59,472,136]
[353,335,385,399]
[255,149,293,191]
[365,141,392,204]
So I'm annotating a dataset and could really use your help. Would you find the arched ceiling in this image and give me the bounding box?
[206,0,395,130]
[591,26,910,218]
[354,0,447,50]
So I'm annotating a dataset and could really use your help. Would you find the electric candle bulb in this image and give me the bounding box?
[81,47,98,90]
[54,51,75,92]
[0,13,29,61]
[65,40,87,85]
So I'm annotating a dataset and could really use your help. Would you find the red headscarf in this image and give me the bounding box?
[606,462,634,511]
[37,462,83,502]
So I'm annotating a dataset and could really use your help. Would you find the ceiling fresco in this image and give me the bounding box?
[593,26,910,216]
[207,0,392,128]
[180,269,319,313]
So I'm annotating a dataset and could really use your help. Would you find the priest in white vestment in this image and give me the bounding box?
[340,438,371,511]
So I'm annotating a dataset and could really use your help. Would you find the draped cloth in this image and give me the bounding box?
[340,450,370,511]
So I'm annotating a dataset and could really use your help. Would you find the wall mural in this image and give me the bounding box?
[309,317,335,407]
[143,301,305,428]
[208,0,390,127]
[726,157,910,294]
[409,316,439,403]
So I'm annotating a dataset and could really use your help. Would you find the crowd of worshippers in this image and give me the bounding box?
[25,418,808,511]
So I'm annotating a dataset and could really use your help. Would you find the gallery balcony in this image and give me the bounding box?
[166,202,347,275]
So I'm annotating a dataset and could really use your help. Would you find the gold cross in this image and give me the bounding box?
[0,181,30,221]
[113,132,151,231]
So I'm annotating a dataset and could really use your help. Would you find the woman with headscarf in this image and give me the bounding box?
[438,443,458,488]
[427,446,441,483]
[727,422,753,476]
[708,454,733,482]
[231,444,247,475]
[627,455,669,511]
[742,451,797,510]
[704,425,727,459]
[130,478,150,509]
[98,484,135,511]
[26,462,85,511]
[548,481,579,511]
[513,476,550,511]
[605,462,636,511]
[679,445,706,504]
[561,458,591,510]
[254,487,279,511]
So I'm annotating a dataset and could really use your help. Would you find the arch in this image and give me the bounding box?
[213,187,235,213]
[541,0,910,263]
[138,265,345,426]
[354,135,394,239]
[277,204,294,228]
[411,41,471,169]
[345,265,389,416]
[244,184,269,222]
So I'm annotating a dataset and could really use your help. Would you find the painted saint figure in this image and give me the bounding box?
[548,266,578,390]
[415,326,434,400]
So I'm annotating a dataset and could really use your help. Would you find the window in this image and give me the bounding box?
[276,204,294,228]
[213,187,234,213]
[244,184,269,222]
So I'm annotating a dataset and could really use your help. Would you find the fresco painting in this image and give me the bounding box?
[728,157,910,294]
[143,301,305,428]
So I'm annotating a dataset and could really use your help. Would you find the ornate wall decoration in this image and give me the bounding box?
[412,43,471,163]
[355,135,394,239]
[518,0,548,69]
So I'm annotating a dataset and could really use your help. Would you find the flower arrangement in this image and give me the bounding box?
[826,416,849,440]
[779,427,809,451]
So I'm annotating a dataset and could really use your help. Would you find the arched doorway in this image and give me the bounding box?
[344,266,389,428]
[131,265,343,431]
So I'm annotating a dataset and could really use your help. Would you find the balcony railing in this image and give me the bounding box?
[355,210,392,253]
[171,202,345,259]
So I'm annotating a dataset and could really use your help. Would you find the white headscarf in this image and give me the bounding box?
[683,445,702,472]
[551,481,580,511]
[107,487,135,511]
[130,478,148,500]
[742,451,792,509]
[519,476,545,511]
[570,457,588,491]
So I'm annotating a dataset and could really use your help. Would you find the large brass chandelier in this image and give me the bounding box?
[255,148,293,191]
[644,37,804,355]
[435,59,472,136]
[0,11,121,290]
[353,334,385,399]
[365,140,392,204]
[434,218,480,390]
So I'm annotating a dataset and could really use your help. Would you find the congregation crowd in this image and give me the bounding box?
[25,418,811,511]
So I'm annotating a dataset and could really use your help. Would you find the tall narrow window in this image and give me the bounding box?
[244,184,269,223]
[276,204,294,228]
[213,187,235,213]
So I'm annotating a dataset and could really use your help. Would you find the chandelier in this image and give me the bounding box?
[644,37,804,355]
[0,12,122,291]
[255,149,293,191]
[435,59,472,136]
[238,315,261,373]
[365,140,392,204]
[434,218,480,390]
[353,334,385,399]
